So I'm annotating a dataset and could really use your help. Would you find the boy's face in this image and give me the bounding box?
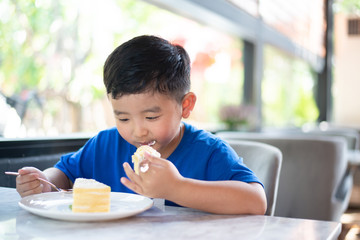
[109,92,184,158]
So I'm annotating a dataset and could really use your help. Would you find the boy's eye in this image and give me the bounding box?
[118,118,129,122]
[146,116,160,120]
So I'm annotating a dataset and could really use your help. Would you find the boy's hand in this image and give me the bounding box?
[16,167,52,198]
[121,152,184,199]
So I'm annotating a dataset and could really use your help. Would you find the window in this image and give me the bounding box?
[0,0,243,137]
[348,18,360,35]
[262,45,319,127]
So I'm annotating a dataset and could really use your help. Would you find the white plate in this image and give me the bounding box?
[19,192,153,222]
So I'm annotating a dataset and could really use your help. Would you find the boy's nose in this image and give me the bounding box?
[133,124,148,138]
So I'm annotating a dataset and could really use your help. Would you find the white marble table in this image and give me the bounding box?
[0,187,341,240]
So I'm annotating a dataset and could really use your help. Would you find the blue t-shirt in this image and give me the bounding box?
[55,122,262,205]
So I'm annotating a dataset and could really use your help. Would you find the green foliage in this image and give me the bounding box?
[293,87,319,126]
[336,0,360,14]
[0,0,60,94]
[262,46,319,127]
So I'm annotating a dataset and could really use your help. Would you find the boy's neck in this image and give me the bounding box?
[160,123,184,159]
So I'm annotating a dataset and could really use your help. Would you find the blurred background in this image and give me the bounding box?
[2,1,360,238]
[0,0,358,138]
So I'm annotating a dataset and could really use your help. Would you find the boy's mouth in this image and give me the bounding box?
[138,140,156,147]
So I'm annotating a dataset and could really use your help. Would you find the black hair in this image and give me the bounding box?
[103,35,191,103]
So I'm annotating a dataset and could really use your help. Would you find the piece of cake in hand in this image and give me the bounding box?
[132,145,161,174]
[72,178,111,213]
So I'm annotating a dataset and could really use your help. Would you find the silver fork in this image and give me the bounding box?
[5,171,72,192]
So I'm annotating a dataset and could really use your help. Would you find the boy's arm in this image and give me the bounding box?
[16,167,70,198]
[167,179,266,215]
[121,153,267,215]
[43,167,73,190]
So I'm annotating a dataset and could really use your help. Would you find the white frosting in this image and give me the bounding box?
[132,145,161,174]
[73,178,108,189]
[134,145,160,161]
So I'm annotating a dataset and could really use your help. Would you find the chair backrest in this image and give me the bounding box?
[226,139,282,216]
[301,129,359,150]
[217,131,349,221]
[301,124,360,150]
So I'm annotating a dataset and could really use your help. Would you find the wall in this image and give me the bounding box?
[333,13,360,127]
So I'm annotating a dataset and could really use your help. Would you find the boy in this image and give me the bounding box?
[16,35,266,215]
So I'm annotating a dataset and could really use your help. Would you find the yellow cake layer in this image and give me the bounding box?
[72,178,111,213]
[73,193,110,204]
[74,188,110,193]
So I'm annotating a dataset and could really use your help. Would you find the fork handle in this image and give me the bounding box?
[5,171,61,192]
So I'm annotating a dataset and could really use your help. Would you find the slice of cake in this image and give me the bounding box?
[72,178,111,213]
[132,145,161,174]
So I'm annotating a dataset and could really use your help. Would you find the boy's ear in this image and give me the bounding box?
[181,92,196,118]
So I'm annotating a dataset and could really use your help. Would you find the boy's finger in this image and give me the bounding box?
[16,173,39,185]
[123,162,142,182]
[144,152,166,166]
[120,177,138,192]
[19,184,43,197]
[18,168,32,175]
[19,166,40,174]
[121,164,144,194]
